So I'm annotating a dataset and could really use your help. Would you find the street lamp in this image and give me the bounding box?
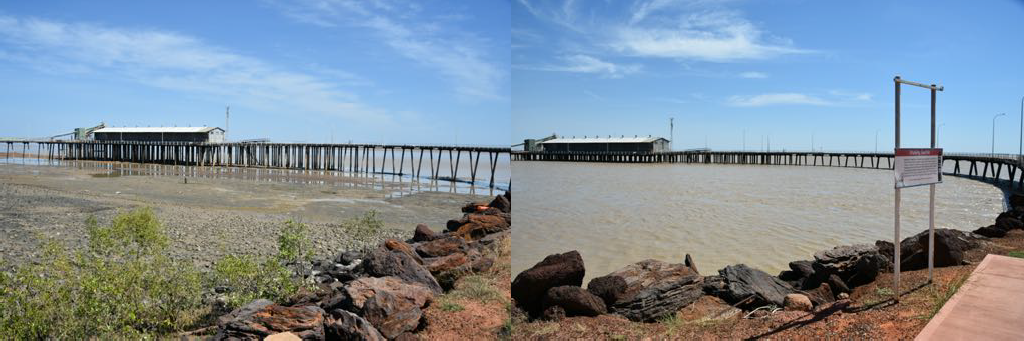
[1019,96,1024,165]
[875,129,880,153]
[994,113,1006,157]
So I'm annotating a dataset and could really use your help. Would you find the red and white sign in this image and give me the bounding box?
[894,148,942,188]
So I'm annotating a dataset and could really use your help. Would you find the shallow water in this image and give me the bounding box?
[512,162,1005,283]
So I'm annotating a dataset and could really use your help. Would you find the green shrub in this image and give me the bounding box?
[344,210,385,237]
[1008,251,1024,259]
[211,254,300,310]
[278,220,312,264]
[0,208,205,339]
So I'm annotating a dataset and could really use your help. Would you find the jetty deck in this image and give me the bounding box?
[916,254,1024,340]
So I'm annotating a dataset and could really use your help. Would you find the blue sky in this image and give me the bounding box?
[0,1,510,145]
[513,0,1024,153]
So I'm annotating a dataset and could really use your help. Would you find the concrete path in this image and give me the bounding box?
[916,254,1024,340]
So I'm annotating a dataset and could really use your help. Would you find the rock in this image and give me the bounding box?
[416,236,468,258]
[451,214,510,241]
[488,194,511,213]
[412,224,437,242]
[540,305,566,321]
[596,259,704,322]
[343,276,434,339]
[326,309,385,341]
[684,254,698,274]
[542,286,607,317]
[837,292,849,300]
[511,251,586,317]
[504,191,511,201]
[215,300,326,340]
[802,283,835,306]
[713,264,797,308]
[384,239,423,265]
[996,211,1024,230]
[1011,193,1024,210]
[825,274,850,295]
[876,228,980,272]
[266,332,302,341]
[974,225,1006,238]
[783,294,812,312]
[812,244,886,287]
[422,252,469,274]
[461,202,489,213]
[364,247,443,294]
[586,275,627,307]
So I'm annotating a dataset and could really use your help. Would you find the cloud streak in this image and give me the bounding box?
[522,54,641,78]
[728,93,831,107]
[273,0,506,101]
[0,15,388,122]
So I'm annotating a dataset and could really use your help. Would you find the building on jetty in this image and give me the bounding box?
[93,127,225,143]
[539,136,670,153]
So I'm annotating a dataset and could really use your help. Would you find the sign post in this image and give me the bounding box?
[893,76,943,304]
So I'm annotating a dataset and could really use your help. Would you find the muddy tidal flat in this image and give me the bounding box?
[0,161,492,268]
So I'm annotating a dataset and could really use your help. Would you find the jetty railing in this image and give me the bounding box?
[512,150,1024,188]
[4,140,510,188]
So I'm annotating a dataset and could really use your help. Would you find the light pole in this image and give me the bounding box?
[743,129,746,152]
[874,129,879,153]
[1019,96,1023,165]
[811,133,815,152]
[994,113,1006,157]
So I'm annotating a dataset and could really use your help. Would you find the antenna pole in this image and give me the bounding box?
[225,106,230,142]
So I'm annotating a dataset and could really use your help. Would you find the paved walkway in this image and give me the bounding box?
[916,254,1024,340]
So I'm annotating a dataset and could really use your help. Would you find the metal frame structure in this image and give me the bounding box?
[893,75,943,303]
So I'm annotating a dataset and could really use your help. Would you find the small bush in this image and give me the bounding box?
[1007,251,1024,259]
[278,220,312,264]
[0,208,205,339]
[344,210,385,237]
[437,300,465,312]
[211,255,299,310]
[449,274,503,304]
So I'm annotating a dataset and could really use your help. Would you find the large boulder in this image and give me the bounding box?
[449,214,510,241]
[342,276,434,339]
[384,239,423,265]
[412,224,438,242]
[542,286,607,317]
[710,264,797,308]
[995,211,1024,231]
[416,236,468,258]
[1010,193,1024,210]
[779,260,816,289]
[590,259,704,322]
[802,282,836,306]
[363,247,443,294]
[326,309,386,341]
[812,244,886,287]
[876,228,980,272]
[215,300,326,340]
[783,294,812,312]
[488,194,511,213]
[511,251,585,317]
[974,225,1006,238]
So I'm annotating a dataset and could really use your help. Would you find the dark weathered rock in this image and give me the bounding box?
[461,202,489,213]
[423,252,469,275]
[215,300,326,340]
[1010,193,1024,210]
[876,228,980,272]
[802,283,835,306]
[489,194,511,214]
[996,211,1024,231]
[714,264,797,308]
[543,286,607,317]
[812,244,886,287]
[343,277,433,340]
[684,253,698,274]
[597,259,704,322]
[511,251,585,316]
[364,247,443,294]
[826,274,850,295]
[974,225,1007,238]
[452,214,510,241]
[412,224,438,242]
[586,275,627,308]
[789,260,815,279]
[416,236,467,258]
[326,309,386,341]
[384,239,423,265]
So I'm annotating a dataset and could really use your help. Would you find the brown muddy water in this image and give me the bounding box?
[512,162,1005,283]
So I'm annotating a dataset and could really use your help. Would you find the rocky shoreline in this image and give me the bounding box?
[512,193,1024,328]
[210,192,511,340]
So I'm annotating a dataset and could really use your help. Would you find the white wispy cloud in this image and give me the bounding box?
[272,0,505,101]
[739,71,767,78]
[0,15,388,121]
[518,0,809,64]
[829,89,873,101]
[530,54,641,78]
[728,93,832,107]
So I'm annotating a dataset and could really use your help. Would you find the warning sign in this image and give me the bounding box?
[894,148,942,188]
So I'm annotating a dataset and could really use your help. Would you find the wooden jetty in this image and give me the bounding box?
[3,140,510,188]
[513,150,1024,188]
